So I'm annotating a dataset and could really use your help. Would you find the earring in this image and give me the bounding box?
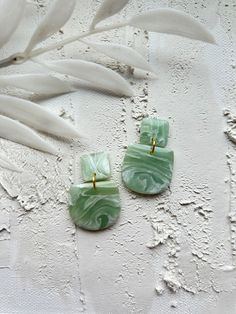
[69,152,121,231]
[122,118,174,195]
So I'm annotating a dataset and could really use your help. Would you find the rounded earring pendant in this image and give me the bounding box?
[69,181,121,231]
[122,143,174,195]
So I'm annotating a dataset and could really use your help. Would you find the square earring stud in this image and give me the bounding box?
[80,151,111,182]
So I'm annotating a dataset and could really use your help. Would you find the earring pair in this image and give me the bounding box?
[69,117,174,231]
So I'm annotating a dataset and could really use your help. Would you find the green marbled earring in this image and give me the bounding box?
[69,152,121,231]
[122,118,174,195]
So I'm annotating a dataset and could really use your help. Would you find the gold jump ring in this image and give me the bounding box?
[92,173,96,189]
[150,138,157,154]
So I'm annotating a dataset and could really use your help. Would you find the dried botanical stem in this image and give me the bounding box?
[0,8,215,69]
[30,21,128,57]
[0,21,128,68]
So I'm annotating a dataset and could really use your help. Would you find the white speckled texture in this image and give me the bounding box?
[0,0,236,313]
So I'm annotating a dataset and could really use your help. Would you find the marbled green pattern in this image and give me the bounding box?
[122,144,174,195]
[140,118,169,148]
[80,152,111,182]
[69,181,121,231]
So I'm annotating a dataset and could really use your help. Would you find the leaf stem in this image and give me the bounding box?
[29,21,128,58]
[0,21,129,68]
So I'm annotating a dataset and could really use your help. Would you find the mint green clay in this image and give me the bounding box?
[122,144,174,195]
[80,152,111,182]
[140,118,169,148]
[69,181,121,231]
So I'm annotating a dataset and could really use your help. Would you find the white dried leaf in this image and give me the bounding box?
[0,0,26,49]
[91,0,129,30]
[25,0,76,53]
[0,95,79,139]
[0,74,73,95]
[0,115,57,155]
[44,59,134,97]
[83,40,153,72]
[129,8,215,44]
[0,153,23,172]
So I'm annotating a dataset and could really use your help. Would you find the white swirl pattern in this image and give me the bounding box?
[140,118,169,147]
[69,181,121,231]
[122,144,174,195]
[80,152,111,182]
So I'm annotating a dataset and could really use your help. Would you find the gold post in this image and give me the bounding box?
[150,138,157,154]
[92,173,96,189]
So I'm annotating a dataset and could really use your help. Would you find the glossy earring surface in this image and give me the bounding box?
[69,152,121,231]
[122,118,174,195]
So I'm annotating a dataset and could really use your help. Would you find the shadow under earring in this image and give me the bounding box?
[122,118,174,195]
[69,152,121,231]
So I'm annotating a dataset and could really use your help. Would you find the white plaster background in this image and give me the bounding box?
[0,0,236,313]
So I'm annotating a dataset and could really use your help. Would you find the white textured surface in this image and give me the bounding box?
[0,1,236,313]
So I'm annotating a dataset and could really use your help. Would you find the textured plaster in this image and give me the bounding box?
[0,0,236,313]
